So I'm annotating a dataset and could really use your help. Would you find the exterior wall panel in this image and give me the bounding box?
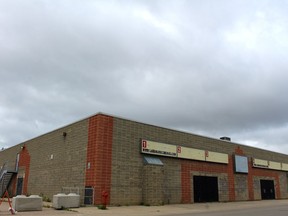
[1,113,288,206]
[234,174,248,201]
[0,119,88,200]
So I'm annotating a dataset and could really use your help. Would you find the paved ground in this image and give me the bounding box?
[0,200,288,215]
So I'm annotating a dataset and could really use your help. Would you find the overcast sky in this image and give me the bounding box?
[1,0,288,154]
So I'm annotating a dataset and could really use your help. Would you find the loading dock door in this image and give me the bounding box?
[193,176,219,203]
[260,180,275,200]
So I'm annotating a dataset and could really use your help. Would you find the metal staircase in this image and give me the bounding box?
[0,163,17,197]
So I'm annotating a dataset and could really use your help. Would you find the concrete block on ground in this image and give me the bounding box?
[52,193,80,209]
[12,195,43,211]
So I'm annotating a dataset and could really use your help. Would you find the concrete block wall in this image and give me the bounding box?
[217,174,229,202]
[1,113,288,205]
[234,174,248,201]
[26,120,88,199]
[279,172,288,199]
[142,165,164,205]
[0,145,20,170]
[110,116,288,204]
[253,177,262,200]
[110,117,188,205]
[0,119,88,200]
[162,158,182,204]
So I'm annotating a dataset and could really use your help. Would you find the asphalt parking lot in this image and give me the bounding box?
[1,200,288,216]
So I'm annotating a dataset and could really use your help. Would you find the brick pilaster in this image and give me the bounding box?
[85,114,113,204]
[227,155,235,201]
[18,145,31,195]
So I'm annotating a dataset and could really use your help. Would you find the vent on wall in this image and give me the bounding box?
[220,137,231,141]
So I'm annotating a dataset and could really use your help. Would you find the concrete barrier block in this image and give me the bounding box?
[52,193,80,209]
[12,195,43,211]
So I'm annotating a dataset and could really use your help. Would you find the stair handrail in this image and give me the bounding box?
[0,163,8,180]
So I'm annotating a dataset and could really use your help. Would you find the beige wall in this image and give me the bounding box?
[0,119,88,199]
[1,114,288,205]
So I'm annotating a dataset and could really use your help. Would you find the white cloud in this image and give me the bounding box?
[133,8,179,37]
[1,0,288,154]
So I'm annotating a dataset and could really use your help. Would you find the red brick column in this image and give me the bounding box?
[247,158,254,200]
[275,176,281,199]
[85,114,113,204]
[227,155,235,201]
[18,145,31,195]
[181,162,191,203]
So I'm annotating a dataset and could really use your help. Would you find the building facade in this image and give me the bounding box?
[0,113,288,205]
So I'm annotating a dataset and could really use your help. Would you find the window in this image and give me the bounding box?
[143,156,163,166]
[234,155,249,173]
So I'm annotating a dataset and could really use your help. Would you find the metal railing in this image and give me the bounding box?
[0,163,8,181]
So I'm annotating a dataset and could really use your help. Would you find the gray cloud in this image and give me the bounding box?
[1,0,288,153]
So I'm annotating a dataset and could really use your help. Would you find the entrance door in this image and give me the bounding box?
[16,178,23,195]
[193,176,219,203]
[260,180,275,200]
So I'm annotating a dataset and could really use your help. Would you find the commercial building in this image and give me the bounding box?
[0,113,288,205]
